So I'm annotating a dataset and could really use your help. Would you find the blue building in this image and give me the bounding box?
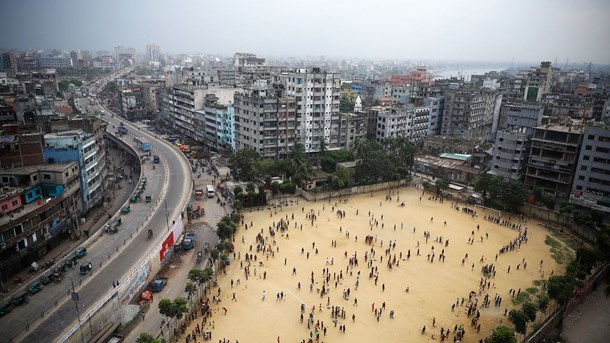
[43,121,107,213]
[200,95,235,153]
[424,96,445,136]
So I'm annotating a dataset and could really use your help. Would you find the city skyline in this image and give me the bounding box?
[1,0,609,64]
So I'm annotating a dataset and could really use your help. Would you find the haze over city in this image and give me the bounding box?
[2,0,609,63]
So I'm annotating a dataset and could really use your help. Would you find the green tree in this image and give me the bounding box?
[383,136,416,177]
[210,248,220,261]
[547,275,574,305]
[188,269,206,288]
[522,301,537,322]
[229,148,261,181]
[216,215,237,241]
[136,332,166,343]
[537,295,549,312]
[320,149,354,173]
[487,326,517,343]
[474,174,503,202]
[508,309,528,335]
[501,180,527,211]
[158,297,188,320]
[233,185,243,197]
[105,81,117,93]
[339,95,355,113]
[287,144,312,187]
[333,168,354,189]
[185,282,197,300]
[435,176,450,194]
[172,297,188,319]
[353,138,375,159]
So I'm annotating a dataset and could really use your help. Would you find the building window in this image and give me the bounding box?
[588,135,595,140]
[43,174,51,180]
[581,166,587,171]
[12,200,18,206]
[578,175,585,180]
[585,145,592,150]
[583,155,590,160]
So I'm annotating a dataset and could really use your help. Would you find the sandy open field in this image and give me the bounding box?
[184,186,567,343]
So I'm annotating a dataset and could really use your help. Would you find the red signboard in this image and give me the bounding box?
[159,233,174,262]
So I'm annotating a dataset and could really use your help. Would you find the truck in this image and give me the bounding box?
[151,277,168,292]
[182,232,196,250]
[117,126,128,134]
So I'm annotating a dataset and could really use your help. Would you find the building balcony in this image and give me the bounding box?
[525,171,571,184]
[0,198,66,244]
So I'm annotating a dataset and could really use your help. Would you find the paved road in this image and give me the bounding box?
[124,166,229,341]
[2,93,192,342]
[562,287,610,343]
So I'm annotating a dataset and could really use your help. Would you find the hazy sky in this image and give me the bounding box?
[2,0,609,63]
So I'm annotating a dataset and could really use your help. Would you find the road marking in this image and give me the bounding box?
[283,288,310,309]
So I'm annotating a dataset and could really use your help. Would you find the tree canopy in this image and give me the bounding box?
[136,333,166,343]
[488,326,517,343]
[474,174,527,211]
[158,297,188,320]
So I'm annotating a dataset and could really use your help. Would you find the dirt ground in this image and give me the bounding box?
[184,186,569,343]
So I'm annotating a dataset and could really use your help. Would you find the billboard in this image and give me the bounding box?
[126,96,136,109]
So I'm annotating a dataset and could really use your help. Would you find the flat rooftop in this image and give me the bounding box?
[0,162,76,176]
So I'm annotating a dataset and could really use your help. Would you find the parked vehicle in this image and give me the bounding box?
[153,155,160,163]
[206,185,215,198]
[151,278,168,292]
[80,262,93,275]
[75,247,87,259]
[12,293,29,307]
[182,232,196,250]
[27,282,43,295]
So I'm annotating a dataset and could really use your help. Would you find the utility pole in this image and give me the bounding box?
[71,279,86,343]
[165,199,170,231]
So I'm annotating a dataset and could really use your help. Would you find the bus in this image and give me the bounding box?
[135,137,151,152]
[206,185,215,198]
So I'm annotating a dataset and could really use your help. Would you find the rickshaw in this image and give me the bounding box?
[197,251,203,262]
[12,293,29,307]
[145,195,152,203]
[75,247,88,259]
[130,195,138,203]
[40,274,51,286]
[147,229,153,240]
[62,259,75,272]
[0,304,12,317]
[80,262,93,275]
[27,281,43,295]
[122,206,131,214]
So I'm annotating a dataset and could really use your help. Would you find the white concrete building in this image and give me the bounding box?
[280,68,341,154]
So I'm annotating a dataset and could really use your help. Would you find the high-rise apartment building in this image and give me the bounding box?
[441,89,501,139]
[1,53,18,77]
[490,103,543,180]
[146,43,161,61]
[524,61,553,102]
[279,68,342,154]
[234,81,298,159]
[524,123,583,199]
[570,125,610,213]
